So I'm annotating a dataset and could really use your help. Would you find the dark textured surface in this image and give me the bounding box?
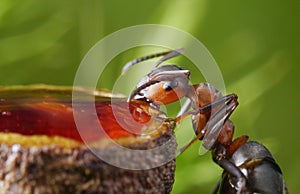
[0,128,177,194]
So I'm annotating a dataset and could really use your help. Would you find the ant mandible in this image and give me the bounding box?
[122,48,288,194]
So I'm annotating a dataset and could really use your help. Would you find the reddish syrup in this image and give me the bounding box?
[0,98,153,143]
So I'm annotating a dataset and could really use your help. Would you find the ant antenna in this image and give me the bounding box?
[154,48,184,67]
[122,48,184,75]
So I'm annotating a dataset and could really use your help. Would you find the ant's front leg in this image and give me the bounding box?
[212,144,247,194]
[175,94,239,154]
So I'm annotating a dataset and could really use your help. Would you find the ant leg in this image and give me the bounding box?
[176,95,237,154]
[176,98,191,117]
[200,95,238,150]
[214,152,247,194]
[175,94,237,123]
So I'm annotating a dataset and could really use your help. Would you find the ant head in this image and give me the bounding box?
[123,48,191,105]
[132,65,191,105]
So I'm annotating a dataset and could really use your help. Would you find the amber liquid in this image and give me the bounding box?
[0,98,152,143]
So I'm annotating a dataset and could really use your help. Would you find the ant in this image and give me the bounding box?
[122,48,288,194]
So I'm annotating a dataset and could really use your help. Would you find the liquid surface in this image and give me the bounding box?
[0,86,159,143]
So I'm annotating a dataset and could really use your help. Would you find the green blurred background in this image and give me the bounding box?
[0,0,299,193]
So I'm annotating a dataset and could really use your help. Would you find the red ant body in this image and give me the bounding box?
[123,49,288,194]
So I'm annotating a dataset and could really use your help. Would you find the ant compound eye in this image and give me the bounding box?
[163,80,178,91]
